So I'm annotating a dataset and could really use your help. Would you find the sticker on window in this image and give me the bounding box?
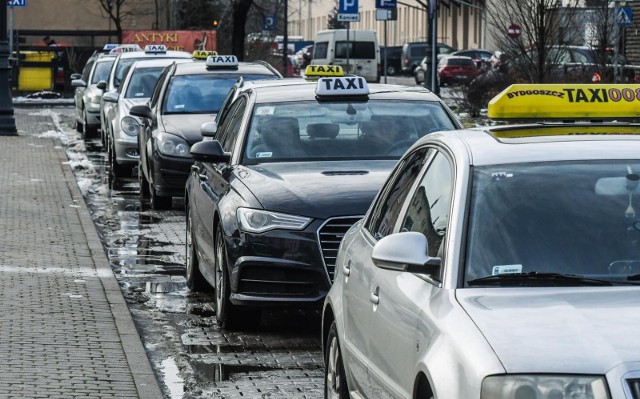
[255,152,273,158]
[492,264,523,275]
[256,106,275,116]
[135,92,145,97]
[174,104,185,109]
[491,172,513,181]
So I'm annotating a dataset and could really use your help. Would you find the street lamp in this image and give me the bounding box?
[0,2,17,135]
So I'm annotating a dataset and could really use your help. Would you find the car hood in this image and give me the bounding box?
[237,160,397,219]
[457,288,640,373]
[161,114,216,145]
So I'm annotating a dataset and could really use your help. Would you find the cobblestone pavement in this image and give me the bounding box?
[0,107,163,398]
[31,106,325,398]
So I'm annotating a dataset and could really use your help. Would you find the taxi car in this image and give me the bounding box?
[99,45,191,148]
[322,83,640,399]
[184,73,461,329]
[129,54,281,210]
[71,48,116,138]
[101,58,190,188]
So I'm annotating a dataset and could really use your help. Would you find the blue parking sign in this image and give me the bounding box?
[339,0,358,15]
[6,0,27,6]
[375,0,396,9]
[263,16,276,30]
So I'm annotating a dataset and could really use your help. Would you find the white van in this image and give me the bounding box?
[312,29,380,82]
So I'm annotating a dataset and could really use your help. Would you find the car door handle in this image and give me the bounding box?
[342,260,351,277]
[370,287,379,305]
[191,165,199,173]
[198,174,207,181]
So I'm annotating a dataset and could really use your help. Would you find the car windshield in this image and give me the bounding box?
[163,74,274,114]
[465,161,640,286]
[91,60,115,84]
[114,58,145,87]
[243,100,456,163]
[124,67,165,99]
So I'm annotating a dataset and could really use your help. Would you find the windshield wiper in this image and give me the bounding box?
[467,272,614,287]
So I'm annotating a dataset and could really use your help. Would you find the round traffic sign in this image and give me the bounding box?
[507,23,521,39]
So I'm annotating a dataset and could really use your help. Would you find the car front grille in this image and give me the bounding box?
[627,378,640,399]
[317,216,362,282]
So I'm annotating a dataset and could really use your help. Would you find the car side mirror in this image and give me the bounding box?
[96,80,107,90]
[71,79,87,88]
[372,231,441,275]
[189,140,231,163]
[200,122,218,137]
[129,104,153,120]
[102,92,119,103]
[70,73,82,80]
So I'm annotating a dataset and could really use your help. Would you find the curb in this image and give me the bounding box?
[53,138,165,399]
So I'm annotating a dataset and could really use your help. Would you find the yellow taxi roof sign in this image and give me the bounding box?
[488,84,640,120]
[193,50,218,60]
[305,65,344,78]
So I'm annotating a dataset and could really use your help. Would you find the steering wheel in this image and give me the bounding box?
[385,139,416,156]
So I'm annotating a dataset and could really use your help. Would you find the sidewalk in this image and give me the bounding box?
[0,108,163,398]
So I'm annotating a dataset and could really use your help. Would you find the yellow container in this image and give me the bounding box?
[18,51,55,91]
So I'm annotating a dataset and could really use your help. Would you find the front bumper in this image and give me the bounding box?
[85,103,101,127]
[224,216,360,306]
[115,134,140,166]
[151,151,192,198]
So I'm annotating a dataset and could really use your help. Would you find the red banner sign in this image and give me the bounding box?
[122,30,217,53]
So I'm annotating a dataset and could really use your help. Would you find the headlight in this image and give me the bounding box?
[157,132,190,157]
[121,116,139,136]
[237,208,311,233]
[88,94,101,104]
[481,375,610,399]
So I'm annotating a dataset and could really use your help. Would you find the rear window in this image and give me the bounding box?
[91,60,115,84]
[409,44,427,57]
[335,41,375,59]
[448,58,475,66]
[124,67,164,99]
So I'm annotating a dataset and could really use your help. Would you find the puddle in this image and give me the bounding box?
[191,361,279,382]
[160,357,184,399]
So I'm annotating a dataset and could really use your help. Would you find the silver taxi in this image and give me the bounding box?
[322,83,640,399]
[99,44,191,148]
[71,49,116,139]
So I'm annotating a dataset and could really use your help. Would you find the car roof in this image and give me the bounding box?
[249,82,444,103]
[129,58,187,69]
[172,61,278,76]
[430,126,640,167]
[95,55,116,63]
[117,50,191,60]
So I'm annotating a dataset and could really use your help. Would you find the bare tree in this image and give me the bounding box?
[96,0,153,41]
[327,5,347,29]
[486,0,582,83]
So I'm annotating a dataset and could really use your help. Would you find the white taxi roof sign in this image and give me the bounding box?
[205,55,239,68]
[144,44,168,54]
[315,76,369,97]
[109,44,142,54]
[305,65,344,78]
[193,50,218,60]
[488,84,640,120]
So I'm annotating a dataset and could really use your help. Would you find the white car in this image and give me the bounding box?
[322,83,640,399]
[101,58,191,189]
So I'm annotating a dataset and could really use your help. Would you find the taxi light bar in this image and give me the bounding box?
[109,44,143,54]
[103,43,119,52]
[206,55,239,69]
[144,44,168,54]
[315,76,369,97]
[193,50,218,60]
[488,84,640,120]
[305,65,344,78]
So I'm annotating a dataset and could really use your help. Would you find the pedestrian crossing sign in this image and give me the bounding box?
[617,7,633,27]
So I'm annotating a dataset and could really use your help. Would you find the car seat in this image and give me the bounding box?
[250,117,307,159]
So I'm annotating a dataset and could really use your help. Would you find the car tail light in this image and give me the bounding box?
[592,72,602,83]
[404,57,409,65]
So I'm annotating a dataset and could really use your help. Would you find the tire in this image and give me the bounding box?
[138,162,150,210]
[186,207,210,291]
[84,110,98,139]
[386,65,396,76]
[415,73,421,85]
[76,117,83,133]
[108,141,129,190]
[214,226,260,330]
[148,172,172,210]
[324,321,349,399]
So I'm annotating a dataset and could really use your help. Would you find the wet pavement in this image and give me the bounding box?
[30,106,324,398]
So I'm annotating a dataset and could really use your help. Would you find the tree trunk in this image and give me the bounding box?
[231,0,254,61]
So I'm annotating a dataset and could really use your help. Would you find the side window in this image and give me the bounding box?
[81,60,94,82]
[314,42,328,59]
[217,97,247,152]
[215,87,237,124]
[401,151,453,258]
[365,147,431,239]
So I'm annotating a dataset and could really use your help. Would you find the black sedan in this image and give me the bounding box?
[185,77,461,329]
[130,55,281,210]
